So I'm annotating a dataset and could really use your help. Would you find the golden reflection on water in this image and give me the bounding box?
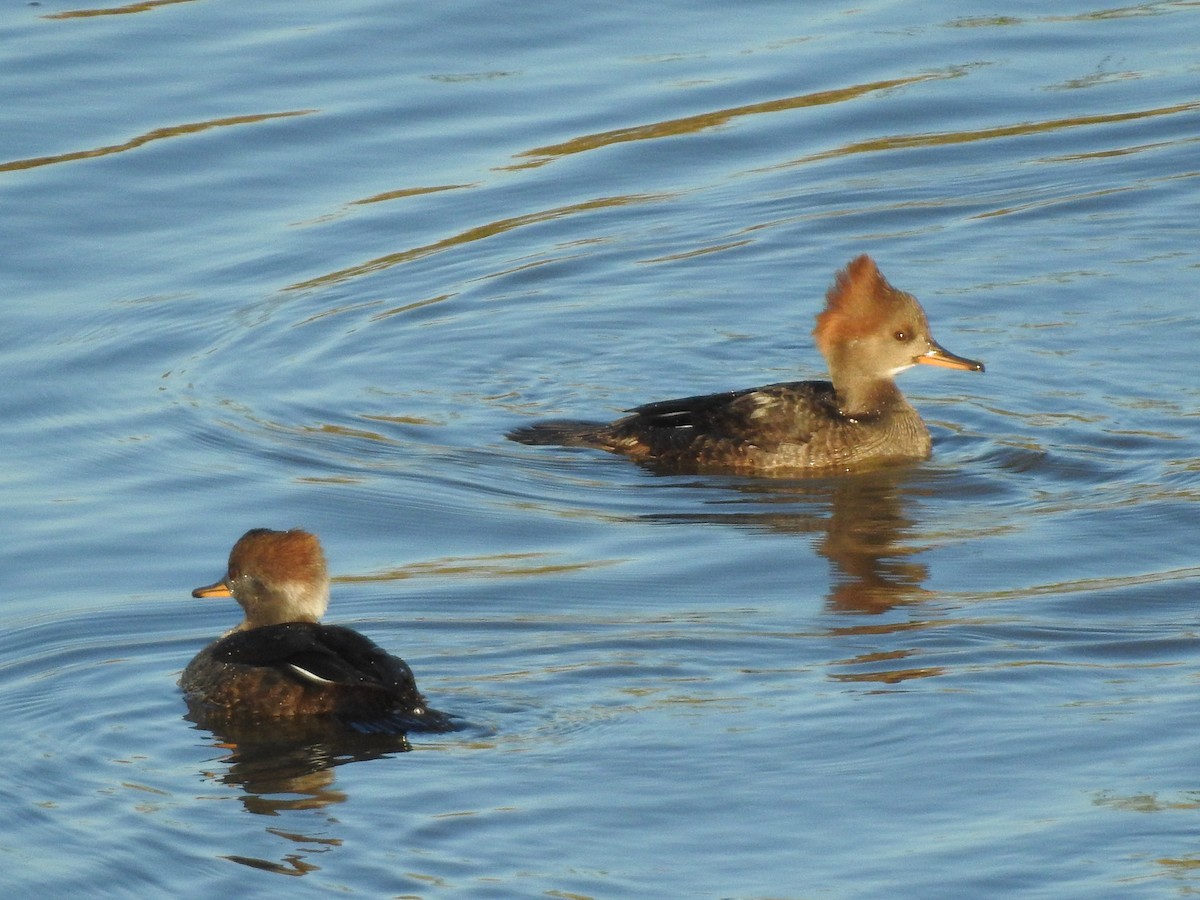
[970,173,1200,221]
[941,564,1200,605]
[41,0,196,19]
[368,293,457,322]
[272,71,1200,296]
[0,110,315,173]
[953,6,1190,26]
[336,551,619,583]
[1094,789,1200,880]
[776,99,1200,167]
[640,239,753,264]
[352,184,476,205]
[284,192,673,291]
[503,72,957,171]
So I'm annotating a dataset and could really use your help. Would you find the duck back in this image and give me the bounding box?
[181,622,452,733]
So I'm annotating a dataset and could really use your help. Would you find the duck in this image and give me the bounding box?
[507,255,983,474]
[180,528,452,734]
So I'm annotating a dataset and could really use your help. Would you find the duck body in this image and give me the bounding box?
[510,378,931,474]
[181,622,448,731]
[181,528,451,734]
[507,255,983,476]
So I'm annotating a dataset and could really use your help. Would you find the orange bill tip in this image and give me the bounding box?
[917,345,984,373]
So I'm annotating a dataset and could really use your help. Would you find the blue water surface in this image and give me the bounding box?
[3,0,1200,896]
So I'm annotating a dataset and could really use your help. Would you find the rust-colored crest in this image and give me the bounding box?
[813,255,905,353]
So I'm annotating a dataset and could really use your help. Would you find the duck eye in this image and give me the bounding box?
[893,330,909,342]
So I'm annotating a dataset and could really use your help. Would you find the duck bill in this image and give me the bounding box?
[916,342,984,373]
[192,579,233,599]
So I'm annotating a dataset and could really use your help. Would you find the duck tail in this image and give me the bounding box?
[506,420,613,449]
[339,705,459,736]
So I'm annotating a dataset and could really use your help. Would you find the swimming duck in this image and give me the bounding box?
[181,528,451,733]
[507,255,983,474]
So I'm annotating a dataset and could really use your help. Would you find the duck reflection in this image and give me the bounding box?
[644,465,946,687]
[815,468,933,614]
[184,696,460,873]
[646,464,932,614]
[185,703,416,815]
[185,703,429,875]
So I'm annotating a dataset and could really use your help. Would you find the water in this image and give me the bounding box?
[3,0,1200,895]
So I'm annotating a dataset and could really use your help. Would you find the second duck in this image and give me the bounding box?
[181,528,452,734]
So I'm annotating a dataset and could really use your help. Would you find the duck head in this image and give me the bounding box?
[813,255,983,415]
[192,528,330,631]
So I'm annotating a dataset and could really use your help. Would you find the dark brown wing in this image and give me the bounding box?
[613,380,840,452]
[507,380,853,473]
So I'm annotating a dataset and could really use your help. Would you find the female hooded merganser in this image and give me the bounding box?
[181,528,451,733]
[507,255,983,474]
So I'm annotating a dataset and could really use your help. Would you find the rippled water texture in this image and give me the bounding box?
[3,0,1200,896]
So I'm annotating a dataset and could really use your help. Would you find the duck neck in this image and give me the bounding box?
[832,372,906,419]
[234,584,328,631]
